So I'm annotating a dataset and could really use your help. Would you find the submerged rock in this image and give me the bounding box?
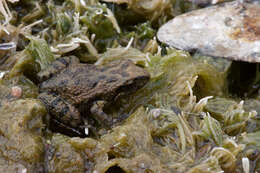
[157,1,260,62]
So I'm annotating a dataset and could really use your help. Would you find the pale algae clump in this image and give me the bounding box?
[205,98,257,135]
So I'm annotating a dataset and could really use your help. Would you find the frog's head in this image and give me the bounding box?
[116,59,150,94]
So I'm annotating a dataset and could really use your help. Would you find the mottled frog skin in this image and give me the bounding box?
[37,57,150,135]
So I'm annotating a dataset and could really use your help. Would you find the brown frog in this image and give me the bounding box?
[37,57,150,136]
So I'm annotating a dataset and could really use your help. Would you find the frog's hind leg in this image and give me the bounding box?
[37,56,79,82]
[51,119,84,137]
[38,92,82,129]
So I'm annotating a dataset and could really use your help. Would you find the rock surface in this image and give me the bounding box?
[157,1,260,62]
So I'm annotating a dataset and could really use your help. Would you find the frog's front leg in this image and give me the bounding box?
[38,92,82,128]
[90,101,113,128]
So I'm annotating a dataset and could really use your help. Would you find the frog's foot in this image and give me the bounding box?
[81,119,99,137]
[51,119,85,137]
[37,56,79,82]
[38,92,82,128]
[90,101,113,128]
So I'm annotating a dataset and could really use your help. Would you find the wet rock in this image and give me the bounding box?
[157,1,260,62]
[46,134,85,173]
[0,99,46,173]
[46,134,98,173]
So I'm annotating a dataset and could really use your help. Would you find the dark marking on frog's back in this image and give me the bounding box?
[121,71,129,78]
[98,75,106,80]
[109,69,121,74]
[58,57,70,66]
[105,76,118,83]
[84,78,99,88]
[60,80,69,86]
[99,66,110,72]
[74,79,80,86]
[121,62,129,69]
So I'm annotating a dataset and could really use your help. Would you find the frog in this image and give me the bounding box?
[37,56,150,136]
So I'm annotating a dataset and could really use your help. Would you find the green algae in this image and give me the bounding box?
[26,36,55,70]
[46,134,86,173]
[0,99,46,173]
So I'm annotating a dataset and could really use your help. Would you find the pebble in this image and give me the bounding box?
[11,86,22,98]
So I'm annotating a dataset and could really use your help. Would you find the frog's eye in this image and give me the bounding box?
[123,75,150,91]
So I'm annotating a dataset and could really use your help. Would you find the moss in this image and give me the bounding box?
[26,37,55,70]
[80,5,117,39]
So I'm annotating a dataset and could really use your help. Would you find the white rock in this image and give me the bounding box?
[157,1,260,62]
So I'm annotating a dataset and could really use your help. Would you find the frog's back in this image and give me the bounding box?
[40,59,150,104]
[39,63,100,103]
